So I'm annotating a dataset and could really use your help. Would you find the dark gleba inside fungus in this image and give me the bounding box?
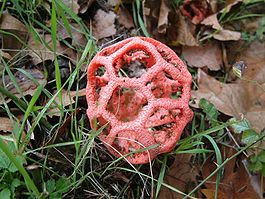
[86,37,193,164]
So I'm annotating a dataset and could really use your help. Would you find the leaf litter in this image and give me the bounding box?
[182,40,222,71]
[201,145,262,199]
[191,40,265,132]
[158,154,199,199]
[1,68,47,104]
[92,9,117,40]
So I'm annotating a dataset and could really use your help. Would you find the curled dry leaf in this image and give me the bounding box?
[92,9,116,40]
[191,41,265,132]
[157,0,170,34]
[212,29,241,41]
[200,0,242,41]
[174,11,198,46]
[62,0,95,14]
[143,0,198,46]
[182,41,222,71]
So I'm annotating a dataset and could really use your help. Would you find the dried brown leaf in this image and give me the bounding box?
[1,69,46,105]
[0,11,27,32]
[202,146,262,199]
[117,8,135,29]
[48,88,86,116]
[174,11,198,46]
[157,0,170,34]
[201,14,222,29]
[213,29,241,41]
[182,41,222,70]
[28,32,76,64]
[58,22,87,48]
[201,189,228,199]
[0,117,13,133]
[201,0,242,41]
[142,0,198,46]
[92,9,116,40]
[191,41,265,132]
[0,12,28,56]
[0,50,12,60]
[158,154,199,199]
[142,0,160,35]
[63,0,80,14]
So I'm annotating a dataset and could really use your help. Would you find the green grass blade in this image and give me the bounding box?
[51,0,63,110]
[135,0,150,37]
[18,85,43,148]
[155,155,167,198]
[204,135,222,199]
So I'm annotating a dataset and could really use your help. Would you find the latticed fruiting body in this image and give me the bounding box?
[86,37,193,164]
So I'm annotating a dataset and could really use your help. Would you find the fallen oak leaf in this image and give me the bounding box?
[191,40,265,132]
[92,9,116,40]
[0,11,27,32]
[158,154,199,198]
[191,69,265,132]
[182,41,222,71]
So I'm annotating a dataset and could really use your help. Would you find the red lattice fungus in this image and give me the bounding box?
[86,37,193,164]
